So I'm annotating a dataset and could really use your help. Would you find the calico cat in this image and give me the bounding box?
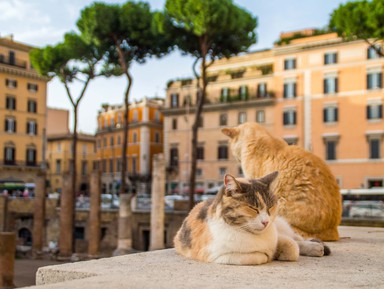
[221,122,342,241]
[174,172,329,265]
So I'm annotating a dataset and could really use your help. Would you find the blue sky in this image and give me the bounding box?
[0,0,348,133]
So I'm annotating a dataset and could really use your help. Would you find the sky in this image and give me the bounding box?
[0,0,348,134]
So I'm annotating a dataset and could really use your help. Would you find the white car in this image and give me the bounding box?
[349,201,384,218]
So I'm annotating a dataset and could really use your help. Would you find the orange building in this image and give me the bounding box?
[96,97,164,194]
[0,35,48,189]
[163,30,384,192]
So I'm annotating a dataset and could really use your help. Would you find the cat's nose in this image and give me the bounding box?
[261,220,269,227]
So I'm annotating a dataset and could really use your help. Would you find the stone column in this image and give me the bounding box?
[88,171,101,257]
[58,173,73,259]
[0,232,16,288]
[32,171,46,258]
[149,154,165,251]
[113,193,133,256]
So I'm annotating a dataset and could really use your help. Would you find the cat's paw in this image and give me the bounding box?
[309,239,331,256]
[276,241,299,261]
[299,240,328,257]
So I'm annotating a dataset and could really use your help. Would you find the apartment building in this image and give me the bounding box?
[95,97,164,194]
[163,30,384,192]
[0,35,48,187]
[46,133,96,194]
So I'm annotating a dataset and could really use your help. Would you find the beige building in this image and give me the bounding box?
[46,108,69,135]
[46,133,96,194]
[163,30,384,192]
[95,97,164,194]
[0,35,48,189]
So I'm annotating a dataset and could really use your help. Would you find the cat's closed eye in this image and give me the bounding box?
[247,205,259,213]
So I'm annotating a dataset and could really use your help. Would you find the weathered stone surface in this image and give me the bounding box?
[23,226,384,289]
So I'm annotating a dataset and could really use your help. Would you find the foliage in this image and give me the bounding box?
[329,0,384,55]
[163,0,257,209]
[274,28,331,46]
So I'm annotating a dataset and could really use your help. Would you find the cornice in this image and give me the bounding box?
[0,65,50,82]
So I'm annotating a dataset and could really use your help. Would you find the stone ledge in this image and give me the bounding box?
[23,226,384,289]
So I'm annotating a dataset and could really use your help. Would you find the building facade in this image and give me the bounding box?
[0,35,48,189]
[46,133,96,194]
[95,97,164,195]
[163,30,384,192]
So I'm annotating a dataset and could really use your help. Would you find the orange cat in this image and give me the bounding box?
[174,172,329,265]
[222,122,342,241]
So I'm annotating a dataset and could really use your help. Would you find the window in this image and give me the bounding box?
[324,52,338,65]
[367,103,383,120]
[103,137,107,147]
[81,161,88,176]
[367,71,382,90]
[155,132,160,143]
[196,168,203,177]
[219,167,227,177]
[27,83,38,92]
[324,76,338,94]
[155,111,161,122]
[110,118,115,128]
[26,148,37,166]
[183,94,192,107]
[221,87,230,102]
[218,145,228,160]
[82,144,87,155]
[109,159,114,173]
[132,157,137,174]
[284,137,298,145]
[170,147,178,167]
[5,79,17,88]
[27,120,37,135]
[284,58,296,70]
[369,139,381,159]
[283,81,297,98]
[5,118,16,133]
[283,109,297,126]
[367,45,382,59]
[133,110,138,122]
[102,159,107,173]
[170,93,179,108]
[172,118,177,130]
[110,136,114,146]
[256,110,265,123]
[257,83,267,98]
[117,135,121,145]
[196,146,204,160]
[57,143,62,152]
[132,132,137,143]
[219,113,227,126]
[6,96,16,110]
[27,100,37,113]
[9,51,15,65]
[55,160,61,174]
[368,179,383,188]
[238,112,247,124]
[323,106,338,123]
[239,85,248,100]
[4,146,15,165]
[325,140,337,160]
[117,158,122,172]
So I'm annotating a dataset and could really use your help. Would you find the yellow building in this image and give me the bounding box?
[46,133,96,194]
[96,97,164,194]
[163,29,384,192]
[0,35,48,189]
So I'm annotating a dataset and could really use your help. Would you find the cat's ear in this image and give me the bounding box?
[224,174,240,193]
[221,127,239,139]
[258,171,279,186]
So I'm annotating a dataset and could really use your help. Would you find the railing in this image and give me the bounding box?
[0,54,27,69]
[0,161,40,168]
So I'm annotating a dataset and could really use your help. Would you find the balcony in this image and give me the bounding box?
[0,54,27,69]
[0,161,40,169]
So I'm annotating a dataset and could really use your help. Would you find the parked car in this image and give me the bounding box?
[349,201,384,218]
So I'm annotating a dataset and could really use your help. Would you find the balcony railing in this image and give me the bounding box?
[0,54,27,69]
[0,160,40,168]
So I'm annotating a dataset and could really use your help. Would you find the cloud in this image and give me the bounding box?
[0,0,50,24]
